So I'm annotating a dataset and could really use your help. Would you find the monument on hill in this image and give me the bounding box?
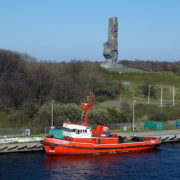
[103,17,118,64]
[101,17,145,72]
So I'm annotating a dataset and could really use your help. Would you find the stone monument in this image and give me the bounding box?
[103,17,118,64]
[101,17,145,73]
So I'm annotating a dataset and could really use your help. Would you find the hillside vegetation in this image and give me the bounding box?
[0,50,120,128]
[120,71,180,85]
[97,70,180,124]
[0,49,180,129]
[121,60,180,74]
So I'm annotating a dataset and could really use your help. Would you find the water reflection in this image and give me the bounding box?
[0,144,179,180]
[44,150,159,180]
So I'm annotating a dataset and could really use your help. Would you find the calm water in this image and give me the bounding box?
[0,143,180,180]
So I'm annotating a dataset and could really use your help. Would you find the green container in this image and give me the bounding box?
[176,119,180,125]
[124,140,132,143]
[144,120,163,130]
[49,128,64,139]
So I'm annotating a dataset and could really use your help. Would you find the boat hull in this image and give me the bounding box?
[43,138,161,155]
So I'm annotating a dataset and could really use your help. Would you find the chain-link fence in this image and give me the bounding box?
[0,120,177,137]
[0,126,48,137]
[109,120,177,130]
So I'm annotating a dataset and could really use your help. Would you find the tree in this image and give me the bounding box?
[0,76,31,107]
[0,50,26,80]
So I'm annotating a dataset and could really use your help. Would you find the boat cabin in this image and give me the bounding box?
[63,122,92,138]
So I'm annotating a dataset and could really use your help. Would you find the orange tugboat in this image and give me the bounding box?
[43,94,161,155]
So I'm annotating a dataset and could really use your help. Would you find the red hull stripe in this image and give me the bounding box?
[43,141,159,150]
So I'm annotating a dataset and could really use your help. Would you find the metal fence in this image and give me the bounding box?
[109,120,177,130]
[0,120,177,137]
[0,127,46,137]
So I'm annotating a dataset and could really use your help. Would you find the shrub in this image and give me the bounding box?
[138,83,156,98]
[106,107,128,123]
[94,81,120,102]
[88,109,111,125]
[150,112,168,122]
[37,103,81,127]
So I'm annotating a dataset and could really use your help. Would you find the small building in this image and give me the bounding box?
[176,119,180,128]
[144,120,163,130]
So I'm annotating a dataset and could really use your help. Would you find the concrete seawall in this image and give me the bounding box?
[0,130,179,153]
[118,129,180,143]
[0,142,43,153]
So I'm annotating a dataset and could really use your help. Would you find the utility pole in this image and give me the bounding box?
[132,100,136,131]
[51,102,54,129]
[160,86,163,107]
[148,84,150,104]
[172,86,175,106]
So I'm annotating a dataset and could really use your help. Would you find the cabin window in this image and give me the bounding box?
[76,130,80,134]
[63,127,76,132]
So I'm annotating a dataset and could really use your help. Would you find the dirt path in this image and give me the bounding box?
[99,99,179,108]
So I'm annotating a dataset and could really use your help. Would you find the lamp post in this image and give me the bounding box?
[160,86,163,107]
[148,84,150,104]
[132,100,136,131]
[172,86,175,106]
[51,101,55,129]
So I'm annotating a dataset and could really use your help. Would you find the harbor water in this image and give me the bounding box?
[0,143,180,180]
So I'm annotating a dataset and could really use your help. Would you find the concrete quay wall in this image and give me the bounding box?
[0,142,43,153]
[0,130,180,154]
[118,129,180,143]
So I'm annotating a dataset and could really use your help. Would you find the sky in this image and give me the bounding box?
[0,0,180,62]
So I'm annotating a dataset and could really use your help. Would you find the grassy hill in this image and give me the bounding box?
[96,69,180,124]
[99,69,180,101]
[120,71,180,85]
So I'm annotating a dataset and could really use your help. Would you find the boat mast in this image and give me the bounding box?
[80,93,94,126]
